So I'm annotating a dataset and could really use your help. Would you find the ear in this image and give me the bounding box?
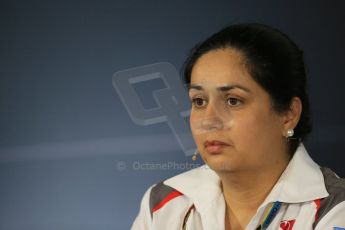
[282,97,302,137]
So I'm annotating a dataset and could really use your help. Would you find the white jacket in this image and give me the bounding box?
[131,143,345,230]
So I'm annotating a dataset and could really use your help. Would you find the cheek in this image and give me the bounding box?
[232,110,281,149]
[190,114,203,145]
[189,113,197,135]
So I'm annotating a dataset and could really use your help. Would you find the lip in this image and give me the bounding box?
[204,140,230,154]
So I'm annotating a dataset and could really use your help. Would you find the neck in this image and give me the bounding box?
[221,158,289,230]
[219,157,289,212]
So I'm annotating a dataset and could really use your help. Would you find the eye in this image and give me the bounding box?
[227,97,242,106]
[191,97,207,108]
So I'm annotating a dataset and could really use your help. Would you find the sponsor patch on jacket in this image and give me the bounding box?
[280,219,295,230]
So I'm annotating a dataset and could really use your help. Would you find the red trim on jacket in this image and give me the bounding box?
[314,199,321,222]
[152,191,183,213]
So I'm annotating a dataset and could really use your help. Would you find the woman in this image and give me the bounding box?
[131,23,345,230]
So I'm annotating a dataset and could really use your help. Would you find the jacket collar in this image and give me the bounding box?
[164,143,329,212]
[261,143,329,205]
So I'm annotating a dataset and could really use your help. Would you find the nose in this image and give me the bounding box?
[200,102,224,131]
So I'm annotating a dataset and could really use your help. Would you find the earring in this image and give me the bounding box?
[192,150,199,161]
[286,129,294,138]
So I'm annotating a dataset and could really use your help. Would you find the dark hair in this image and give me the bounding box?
[183,23,312,156]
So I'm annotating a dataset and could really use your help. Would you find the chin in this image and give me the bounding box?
[202,155,236,172]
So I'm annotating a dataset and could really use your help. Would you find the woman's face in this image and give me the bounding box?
[189,48,289,173]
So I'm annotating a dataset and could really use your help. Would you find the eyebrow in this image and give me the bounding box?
[188,84,252,93]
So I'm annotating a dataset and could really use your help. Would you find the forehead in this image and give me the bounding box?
[190,48,253,87]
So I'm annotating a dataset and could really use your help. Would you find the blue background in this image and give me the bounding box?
[1,0,345,229]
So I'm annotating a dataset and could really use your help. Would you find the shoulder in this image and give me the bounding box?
[148,165,213,216]
[323,167,345,194]
[131,165,220,229]
[149,165,209,209]
[314,167,345,229]
[149,180,184,215]
[130,181,186,230]
[319,167,345,212]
